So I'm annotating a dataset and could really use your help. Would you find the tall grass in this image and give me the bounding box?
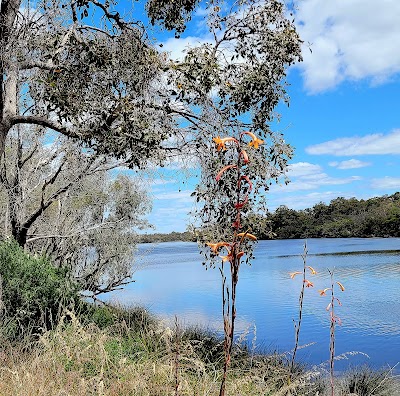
[0,306,313,395]
[0,304,398,395]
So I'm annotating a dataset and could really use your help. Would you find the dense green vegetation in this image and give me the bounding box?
[0,240,78,340]
[258,192,400,239]
[140,193,400,242]
[138,231,195,243]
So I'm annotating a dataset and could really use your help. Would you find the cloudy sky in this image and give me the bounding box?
[142,0,400,233]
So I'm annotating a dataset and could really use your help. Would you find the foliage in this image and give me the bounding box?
[0,0,180,167]
[0,129,152,296]
[77,303,157,333]
[146,0,200,36]
[0,239,77,340]
[253,192,400,239]
[338,365,398,396]
[0,0,302,168]
[138,231,195,243]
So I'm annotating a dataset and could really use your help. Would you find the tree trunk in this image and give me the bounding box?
[0,0,22,159]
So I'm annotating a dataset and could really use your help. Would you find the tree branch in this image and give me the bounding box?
[10,116,78,137]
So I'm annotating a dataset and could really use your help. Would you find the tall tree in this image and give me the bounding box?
[1,0,303,293]
[1,0,302,167]
[0,0,194,167]
[0,126,151,295]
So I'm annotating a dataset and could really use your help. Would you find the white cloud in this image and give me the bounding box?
[287,162,322,177]
[329,159,371,169]
[194,7,209,17]
[371,177,400,190]
[296,0,400,92]
[281,161,362,192]
[268,190,354,211]
[152,178,178,186]
[162,36,212,62]
[153,190,193,202]
[306,129,400,156]
[276,174,361,193]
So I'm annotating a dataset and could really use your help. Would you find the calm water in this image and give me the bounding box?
[106,238,400,371]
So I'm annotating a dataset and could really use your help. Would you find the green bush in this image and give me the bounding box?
[0,239,78,340]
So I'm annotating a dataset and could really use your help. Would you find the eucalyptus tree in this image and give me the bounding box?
[0,0,193,167]
[0,0,303,290]
[1,0,302,166]
[0,127,151,296]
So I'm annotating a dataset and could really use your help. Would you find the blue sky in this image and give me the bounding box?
[140,0,400,233]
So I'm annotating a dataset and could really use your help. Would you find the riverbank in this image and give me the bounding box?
[0,304,398,395]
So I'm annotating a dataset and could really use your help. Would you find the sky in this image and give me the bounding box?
[138,0,400,233]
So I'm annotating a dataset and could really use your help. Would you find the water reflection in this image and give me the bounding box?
[106,238,400,370]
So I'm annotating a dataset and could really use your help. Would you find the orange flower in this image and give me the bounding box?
[336,281,345,291]
[216,164,237,181]
[318,288,330,296]
[212,136,238,151]
[242,131,264,149]
[248,137,264,149]
[289,271,301,279]
[237,232,257,241]
[240,150,249,164]
[304,279,314,288]
[237,251,245,259]
[307,266,317,275]
[206,242,230,254]
[220,250,233,262]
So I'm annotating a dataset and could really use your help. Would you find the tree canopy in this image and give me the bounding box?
[251,193,400,239]
[1,0,303,294]
[1,0,302,168]
[0,126,152,295]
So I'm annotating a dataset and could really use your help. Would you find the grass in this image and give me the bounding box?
[0,305,398,395]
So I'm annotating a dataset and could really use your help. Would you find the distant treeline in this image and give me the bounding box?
[138,231,195,243]
[254,192,400,239]
[140,192,400,242]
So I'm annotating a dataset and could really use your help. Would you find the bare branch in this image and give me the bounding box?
[10,116,77,137]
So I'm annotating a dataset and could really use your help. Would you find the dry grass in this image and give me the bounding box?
[0,311,318,396]
[0,310,398,396]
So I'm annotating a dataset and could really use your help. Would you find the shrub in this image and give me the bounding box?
[0,239,78,340]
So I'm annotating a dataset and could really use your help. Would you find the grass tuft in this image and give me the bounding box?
[0,305,398,395]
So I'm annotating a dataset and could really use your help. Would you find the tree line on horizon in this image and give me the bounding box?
[140,192,400,242]
[256,192,400,239]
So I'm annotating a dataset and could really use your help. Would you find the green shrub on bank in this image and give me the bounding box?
[77,303,157,332]
[0,239,78,340]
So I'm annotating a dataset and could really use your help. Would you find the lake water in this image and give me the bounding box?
[106,238,400,372]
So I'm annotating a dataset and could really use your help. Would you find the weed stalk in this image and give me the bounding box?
[206,132,261,396]
[289,241,316,383]
[319,269,345,396]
